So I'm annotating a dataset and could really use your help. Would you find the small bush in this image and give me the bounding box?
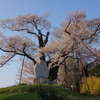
[36,84,65,100]
[81,76,100,96]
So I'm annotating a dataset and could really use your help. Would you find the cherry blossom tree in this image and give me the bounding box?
[0,10,100,82]
[0,12,62,81]
[39,9,100,85]
[41,10,100,61]
[0,12,56,81]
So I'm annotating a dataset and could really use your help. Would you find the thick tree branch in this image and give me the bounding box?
[0,48,16,53]
[22,43,37,64]
[65,20,71,36]
[25,29,38,37]
[0,47,26,57]
[0,44,37,65]
[43,32,49,46]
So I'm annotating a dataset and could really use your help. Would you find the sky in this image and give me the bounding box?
[0,0,100,88]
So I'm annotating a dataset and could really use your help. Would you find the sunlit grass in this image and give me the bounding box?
[0,83,100,100]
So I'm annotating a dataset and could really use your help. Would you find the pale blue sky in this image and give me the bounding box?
[0,0,100,87]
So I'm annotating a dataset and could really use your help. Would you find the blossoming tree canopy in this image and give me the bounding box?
[40,10,100,63]
[0,12,51,65]
[0,12,57,81]
[0,10,100,81]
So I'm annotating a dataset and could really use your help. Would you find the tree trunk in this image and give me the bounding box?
[38,33,59,81]
[78,51,90,93]
[38,34,45,61]
[48,66,59,81]
[19,56,25,84]
[76,52,81,92]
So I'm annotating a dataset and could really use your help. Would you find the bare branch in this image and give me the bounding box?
[0,47,26,57]
[65,20,71,36]
[25,29,38,37]
[0,48,16,53]
[5,25,39,38]
[0,53,16,68]
[87,30,100,44]
[81,22,100,40]
[83,42,99,60]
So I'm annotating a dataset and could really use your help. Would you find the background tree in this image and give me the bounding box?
[57,66,65,85]
[57,54,76,81]
[15,59,35,84]
[87,63,100,77]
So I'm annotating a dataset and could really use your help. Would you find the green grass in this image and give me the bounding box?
[0,84,100,100]
[0,93,41,100]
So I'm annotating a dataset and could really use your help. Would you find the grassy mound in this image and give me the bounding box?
[0,83,100,100]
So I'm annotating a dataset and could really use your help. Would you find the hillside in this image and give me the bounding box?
[0,84,100,100]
